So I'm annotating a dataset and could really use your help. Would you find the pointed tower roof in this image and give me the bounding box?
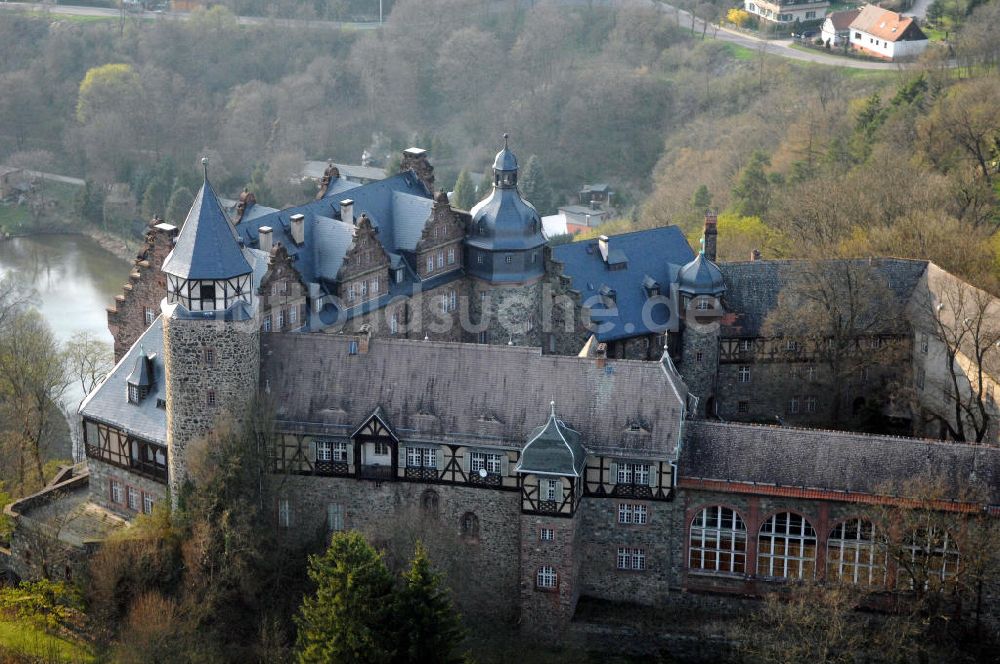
[126,346,154,388]
[515,402,587,477]
[162,172,252,281]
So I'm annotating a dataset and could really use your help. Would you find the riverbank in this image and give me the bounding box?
[1,226,136,265]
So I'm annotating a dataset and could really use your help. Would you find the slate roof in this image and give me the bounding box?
[681,421,1000,504]
[552,227,696,342]
[678,253,726,297]
[850,5,927,42]
[718,258,928,338]
[79,318,166,444]
[515,406,588,477]
[468,185,546,252]
[261,334,687,460]
[493,146,518,172]
[162,180,253,280]
[126,348,154,388]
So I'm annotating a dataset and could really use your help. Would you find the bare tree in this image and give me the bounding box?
[63,332,113,401]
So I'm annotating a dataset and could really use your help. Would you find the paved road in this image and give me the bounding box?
[0,0,906,70]
[26,170,85,187]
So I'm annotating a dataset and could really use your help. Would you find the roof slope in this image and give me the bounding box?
[681,420,1000,503]
[516,408,588,476]
[826,8,861,30]
[553,227,696,342]
[850,5,927,42]
[80,319,166,444]
[262,335,687,460]
[162,180,253,280]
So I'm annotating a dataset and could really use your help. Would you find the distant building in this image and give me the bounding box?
[848,5,928,60]
[302,160,386,185]
[821,8,861,46]
[578,183,613,211]
[744,0,829,25]
[0,166,31,200]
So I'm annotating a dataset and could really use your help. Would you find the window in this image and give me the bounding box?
[860,367,869,384]
[696,298,711,311]
[738,366,751,383]
[855,31,861,39]
[271,283,279,296]
[360,281,368,297]
[325,503,344,531]
[426,256,434,273]
[740,339,752,352]
[395,269,403,283]
[263,315,272,332]
[738,400,749,414]
[203,348,215,365]
[206,390,216,407]
[477,253,484,265]
[827,519,885,587]
[277,310,285,328]
[144,307,155,325]
[696,351,704,362]
[689,506,747,574]
[347,284,356,302]
[127,486,139,511]
[903,528,960,588]
[289,306,297,324]
[110,480,123,504]
[407,447,437,468]
[785,339,798,352]
[920,334,928,354]
[447,291,457,312]
[349,340,359,355]
[316,441,333,462]
[916,368,925,390]
[142,493,154,515]
[543,479,560,502]
[470,451,503,475]
[281,281,288,294]
[278,499,291,528]
[505,254,512,264]
[421,489,439,513]
[374,440,389,456]
[371,276,379,295]
[390,313,399,335]
[807,365,817,381]
[805,396,817,413]
[869,337,882,349]
[540,528,554,541]
[618,503,648,525]
[789,397,800,414]
[460,512,479,540]
[128,384,140,404]
[536,566,557,589]
[616,547,646,571]
[806,10,815,18]
[616,463,650,485]
[436,252,444,269]
[758,512,817,579]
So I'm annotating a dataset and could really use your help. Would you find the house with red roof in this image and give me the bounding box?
[848,4,928,60]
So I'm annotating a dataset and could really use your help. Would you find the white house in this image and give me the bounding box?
[744,0,829,25]
[820,8,860,47]
[848,5,928,60]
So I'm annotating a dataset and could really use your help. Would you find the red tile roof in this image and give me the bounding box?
[850,5,927,43]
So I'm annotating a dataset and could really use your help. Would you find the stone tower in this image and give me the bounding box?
[676,248,726,418]
[465,135,548,347]
[160,165,260,504]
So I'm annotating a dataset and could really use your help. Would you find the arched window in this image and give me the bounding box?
[758,512,817,579]
[420,489,439,514]
[689,506,747,574]
[902,528,960,588]
[827,519,885,586]
[536,566,557,590]
[460,512,479,541]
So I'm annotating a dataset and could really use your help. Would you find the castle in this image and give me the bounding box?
[6,142,1000,638]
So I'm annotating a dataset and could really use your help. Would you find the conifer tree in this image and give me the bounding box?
[165,186,194,227]
[393,542,466,664]
[296,532,397,664]
[691,184,712,212]
[451,170,476,210]
[520,154,554,215]
[730,150,772,219]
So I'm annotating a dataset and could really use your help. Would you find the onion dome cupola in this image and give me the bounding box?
[677,251,726,299]
[514,402,587,479]
[161,159,254,313]
[466,134,547,284]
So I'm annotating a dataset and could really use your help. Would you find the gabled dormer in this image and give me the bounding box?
[515,402,587,517]
[336,214,391,306]
[126,346,156,405]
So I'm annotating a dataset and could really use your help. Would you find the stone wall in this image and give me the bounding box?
[518,513,580,638]
[107,223,176,362]
[276,475,522,623]
[162,312,260,502]
[678,327,720,417]
[86,458,166,517]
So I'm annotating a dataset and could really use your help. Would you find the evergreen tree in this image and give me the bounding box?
[691,184,712,212]
[393,542,466,664]
[141,177,171,222]
[165,186,194,227]
[520,154,554,215]
[451,170,476,210]
[296,532,397,664]
[730,150,772,219]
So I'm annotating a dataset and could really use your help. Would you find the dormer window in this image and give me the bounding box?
[128,384,140,404]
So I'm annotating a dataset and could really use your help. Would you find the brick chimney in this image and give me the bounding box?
[259,226,273,254]
[290,213,305,245]
[598,235,610,264]
[703,210,718,262]
[400,147,435,193]
[595,342,608,369]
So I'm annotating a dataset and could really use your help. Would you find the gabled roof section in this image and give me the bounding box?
[162,179,253,280]
[516,402,588,477]
[826,8,860,31]
[351,405,399,441]
[126,347,154,388]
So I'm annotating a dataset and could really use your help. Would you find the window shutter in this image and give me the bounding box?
[648,463,658,488]
[461,448,470,474]
[501,453,510,478]
[436,446,445,471]
[610,462,618,485]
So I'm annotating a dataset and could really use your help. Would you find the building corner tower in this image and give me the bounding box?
[160,164,261,504]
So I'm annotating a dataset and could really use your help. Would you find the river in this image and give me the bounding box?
[0,234,130,410]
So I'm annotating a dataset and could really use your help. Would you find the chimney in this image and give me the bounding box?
[358,325,371,354]
[598,235,610,264]
[340,199,354,225]
[703,210,718,262]
[259,226,273,254]
[400,147,435,192]
[595,342,608,369]
[290,213,305,245]
[750,249,761,261]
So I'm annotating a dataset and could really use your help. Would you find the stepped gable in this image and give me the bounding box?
[681,420,1000,504]
[718,258,929,337]
[261,334,687,459]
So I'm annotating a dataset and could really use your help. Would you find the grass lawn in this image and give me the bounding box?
[0,620,94,663]
[0,204,31,233]
[722,42,757,61]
